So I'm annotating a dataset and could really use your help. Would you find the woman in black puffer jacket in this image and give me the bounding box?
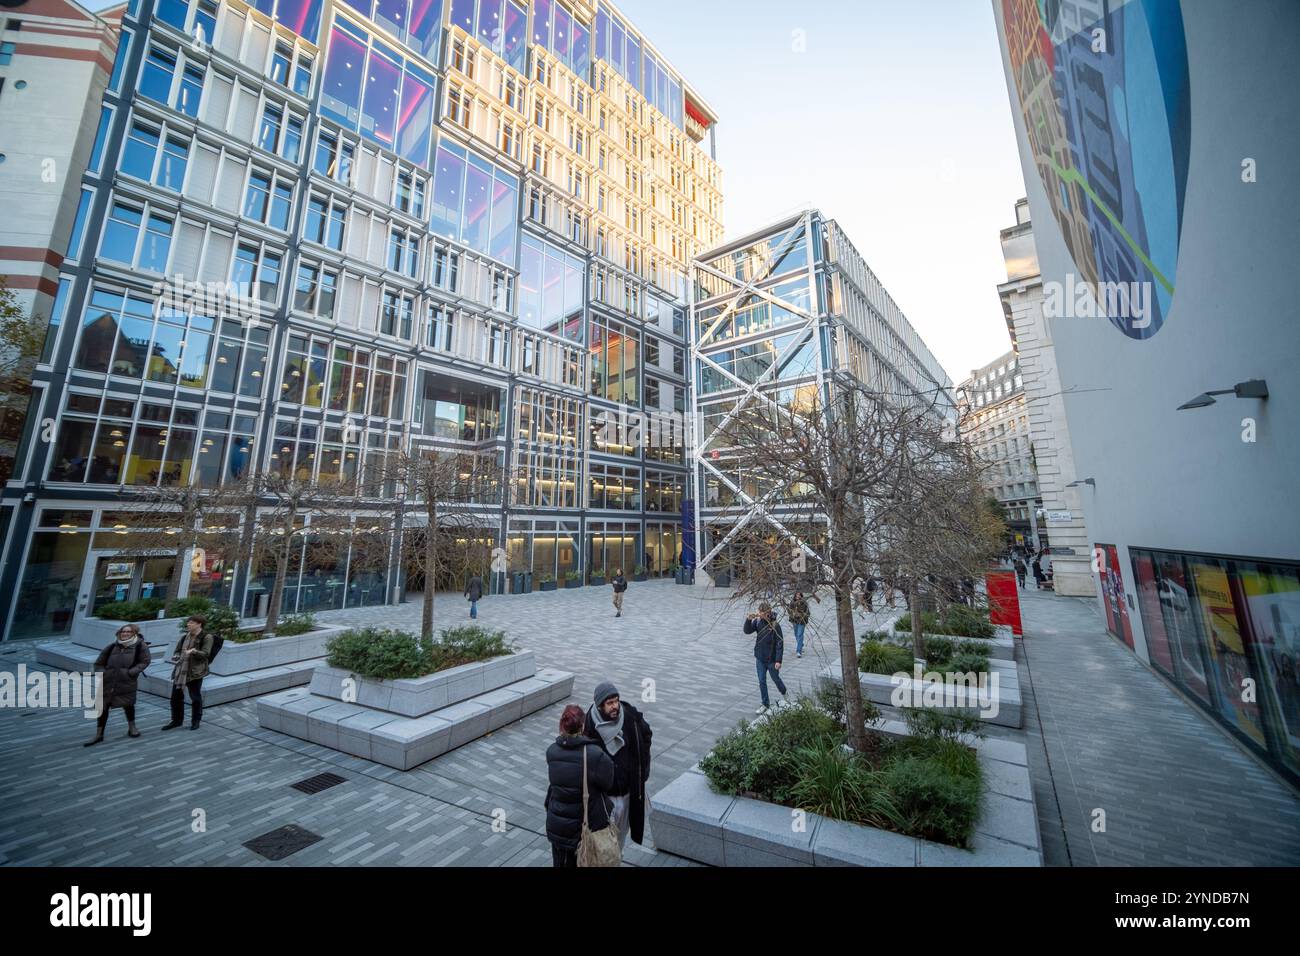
[545,704,616,867]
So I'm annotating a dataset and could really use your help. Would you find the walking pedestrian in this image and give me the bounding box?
[545,703,616,867]
[1032,556,1045,590]
[1013,557,1028,589]
[745,602,789,714]
[464,573,483,619]
[865,575,879,613]
[85,623,150,746]
[584,683,653,852]
[786,591,811,658]
[610,568,628,618]
[162,615,213,731]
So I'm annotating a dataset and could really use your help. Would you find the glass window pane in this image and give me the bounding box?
[321,27,366,128]
[461,157,492,253]
[361,46,402,148]
[488,169,517,262]
[396,70,434,166]
[430,142,465,239]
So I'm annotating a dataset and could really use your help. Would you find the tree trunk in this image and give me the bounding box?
[911,583,925,665]
[265,515,294,633]
[835,584,870,753]
[170,540,191,608]
[420,503,437,642]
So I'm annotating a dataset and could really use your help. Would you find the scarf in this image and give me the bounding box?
[172,631,201,687]
[116,634,141,649]
[589,701,625,757]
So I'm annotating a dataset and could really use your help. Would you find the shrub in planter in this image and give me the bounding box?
[699,696,983,848]
[325,624,513,681]
[271,613,316,637]
[173,600,241,643]
[589,568,606,586]
[93,597,165,621]
[632,565,647,581]
[858,639,915,676]
[564,571,582,588]
[894,607,995,640]
[539,574,557,591]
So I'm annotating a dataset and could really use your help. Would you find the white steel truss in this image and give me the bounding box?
[688,210,831,574]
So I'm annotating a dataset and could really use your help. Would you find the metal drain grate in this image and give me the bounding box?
[290,771,347,795]
[243,824,323,861]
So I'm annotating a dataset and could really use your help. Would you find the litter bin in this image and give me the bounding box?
[255,592,270,618]
[522,572,533,594]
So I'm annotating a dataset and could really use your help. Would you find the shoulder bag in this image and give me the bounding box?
[576,745,621,867]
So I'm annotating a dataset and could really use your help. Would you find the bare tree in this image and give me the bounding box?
[703,377,1002,752]
[0,278,45,483]
[386,447,504,641]
[101,484,246,606]
[245,471,361,633]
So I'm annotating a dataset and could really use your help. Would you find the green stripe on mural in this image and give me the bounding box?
[1049,157,1175,295]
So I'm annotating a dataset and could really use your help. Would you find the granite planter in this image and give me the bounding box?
[207,625,347,676]
[650,718,1041,867]
[890,626,1016,662]
[308,650,537,717]
[589,576,606,587]
[259,649,574,770]
[564,577,582,589]
[817,659,1022,728]
[539,580,557,592]
[69,616,183,658]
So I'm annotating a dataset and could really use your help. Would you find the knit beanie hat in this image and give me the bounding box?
[593,681,619,708]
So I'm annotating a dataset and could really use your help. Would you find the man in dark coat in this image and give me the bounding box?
[584,682,653,850]
[610,568,628,618]
[87,623,150,745]
[545,704,616,867]
[1013,558,1028,589]
[465,575,484,619]
[745,602,788,714]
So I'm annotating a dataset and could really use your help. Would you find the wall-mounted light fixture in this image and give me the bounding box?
[1066,478,1096,488]
[1177,379,1269,411]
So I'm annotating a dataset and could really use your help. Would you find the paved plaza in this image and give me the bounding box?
[1,580,1298,866]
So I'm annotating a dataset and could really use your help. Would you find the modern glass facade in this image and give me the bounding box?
[689,211,953,574]
[1,0,722,638]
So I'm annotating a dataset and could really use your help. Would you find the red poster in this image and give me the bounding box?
[987,570,1022,636]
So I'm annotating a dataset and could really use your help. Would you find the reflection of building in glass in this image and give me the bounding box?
[689,210,953,577]
[2,0,722,639]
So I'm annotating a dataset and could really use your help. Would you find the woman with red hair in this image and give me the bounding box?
[544,703,617,866]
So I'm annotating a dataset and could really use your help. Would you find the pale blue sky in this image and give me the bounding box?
[618,0,1029,382]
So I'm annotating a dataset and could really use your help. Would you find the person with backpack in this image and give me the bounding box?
[786,591,811,659]
[745,602,789,714]
[1032,556,1046,590]
[85,623,150,746]
[1013,557,1028,589]
[465,574,484,619]
[545,704,617,867]
[610,568,628,618]
[162,614,214,731]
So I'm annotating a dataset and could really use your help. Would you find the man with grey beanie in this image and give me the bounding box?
[583,681,653,851]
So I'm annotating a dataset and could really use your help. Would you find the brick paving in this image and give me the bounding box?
[1,579,1297,866]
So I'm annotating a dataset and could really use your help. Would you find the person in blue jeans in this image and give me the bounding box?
[785,591,811,658]
[465,574,484,619]
[744,602,789,715]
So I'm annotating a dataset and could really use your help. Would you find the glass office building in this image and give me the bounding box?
[0,0,722,638]
[689,210,953,577]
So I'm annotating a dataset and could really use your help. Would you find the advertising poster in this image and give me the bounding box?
[1236,564,1300,772]
[1190,559,1266,746]
[1097,544,1134,649]
[1132,552,1175,674]
[1154,553,1213,707]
